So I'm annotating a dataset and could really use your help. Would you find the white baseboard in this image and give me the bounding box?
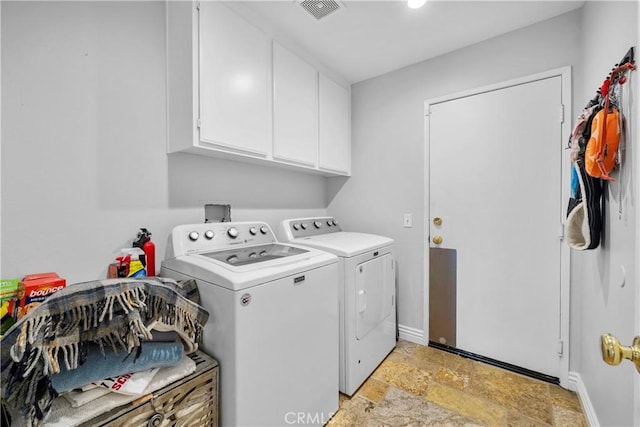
[568,371,599,427]
[398,324,427,345]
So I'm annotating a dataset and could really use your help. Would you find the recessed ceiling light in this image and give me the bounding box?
[408,0,427,9]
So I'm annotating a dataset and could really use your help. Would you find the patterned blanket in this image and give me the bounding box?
[0,277,209,426]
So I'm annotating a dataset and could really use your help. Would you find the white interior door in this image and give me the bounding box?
[427,73,567,379]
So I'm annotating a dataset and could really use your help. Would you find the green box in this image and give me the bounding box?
[1,279,20,335]
[0,279,19,298]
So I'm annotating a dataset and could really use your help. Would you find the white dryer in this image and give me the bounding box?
[279,217,396,396]
[161,222,339,427]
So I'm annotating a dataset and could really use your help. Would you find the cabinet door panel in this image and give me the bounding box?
[198,2,271,156]
[273,42,318,166]
[319,74,350,174]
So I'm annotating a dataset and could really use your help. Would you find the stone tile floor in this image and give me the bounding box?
[327,340,587,427]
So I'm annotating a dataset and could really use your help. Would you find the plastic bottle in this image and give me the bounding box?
[133,228,156,277]
[117,248,146,278]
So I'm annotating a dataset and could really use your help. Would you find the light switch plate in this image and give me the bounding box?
[403,213,413,228]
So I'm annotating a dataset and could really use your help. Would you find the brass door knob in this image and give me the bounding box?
[433,217,443,226]
[601,333,640,373]
[432,235,443,245]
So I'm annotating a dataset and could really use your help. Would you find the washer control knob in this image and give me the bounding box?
[204,230,215,240]
[249,227,258,236]
[260,226,269,235]
[227,227,239,239]
[326,220,332,227]
[292,223,300,231]
[301,223,308,230]
[314,221,322,229]
[188,231,199,241]
[332,220,338,226]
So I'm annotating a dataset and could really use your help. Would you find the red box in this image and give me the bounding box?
[16,273,66,319]
[22,272,60,281]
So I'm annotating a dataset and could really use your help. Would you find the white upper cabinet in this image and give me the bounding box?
[198,2,271,156]
[319,74,350,174]
[272,42,318,167]
[167,1,350,176]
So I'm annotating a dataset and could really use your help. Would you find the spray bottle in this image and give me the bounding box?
[117,248,147,278]
[133,228,156,277]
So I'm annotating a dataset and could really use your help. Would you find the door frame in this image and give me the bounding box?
[423,66,572,387]
[634,10,640,424]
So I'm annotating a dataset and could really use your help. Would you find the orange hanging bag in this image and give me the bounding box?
[585,62,635,181]
[584,104,620,180]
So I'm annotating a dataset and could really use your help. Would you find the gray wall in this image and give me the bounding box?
[328,9,583,334]
[575,2,637,425]
[1,1,327,283]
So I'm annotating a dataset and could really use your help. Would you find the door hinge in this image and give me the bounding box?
[197,118,202,129]
[558,223,564,241]
[557,340,564,356]
[196,1,201,11]
[559,104,565,123]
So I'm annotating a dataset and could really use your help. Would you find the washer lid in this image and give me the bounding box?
[292,232,394,257]
[201,243,308,267]
[161,243,337,291]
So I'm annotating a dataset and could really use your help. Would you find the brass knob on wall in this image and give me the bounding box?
[432,235,443,245]
[433,217,443,226]
[601,333,640,373]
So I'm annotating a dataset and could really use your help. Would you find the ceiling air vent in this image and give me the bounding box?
[299,0,343,21]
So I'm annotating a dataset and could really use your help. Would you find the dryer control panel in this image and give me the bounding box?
[165,222,277,258]
[280,217,342,241]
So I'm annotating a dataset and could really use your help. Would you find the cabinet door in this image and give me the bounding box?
[273,42,318,166]
[198,2,271,156]
[319,74,350,174]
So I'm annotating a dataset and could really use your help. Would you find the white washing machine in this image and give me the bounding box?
[161,222,339,427]
[278,217,396,396]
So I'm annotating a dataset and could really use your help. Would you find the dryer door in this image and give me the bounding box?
[355,253,393,340]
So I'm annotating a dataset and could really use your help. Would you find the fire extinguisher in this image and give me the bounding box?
[133,228,156,277]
